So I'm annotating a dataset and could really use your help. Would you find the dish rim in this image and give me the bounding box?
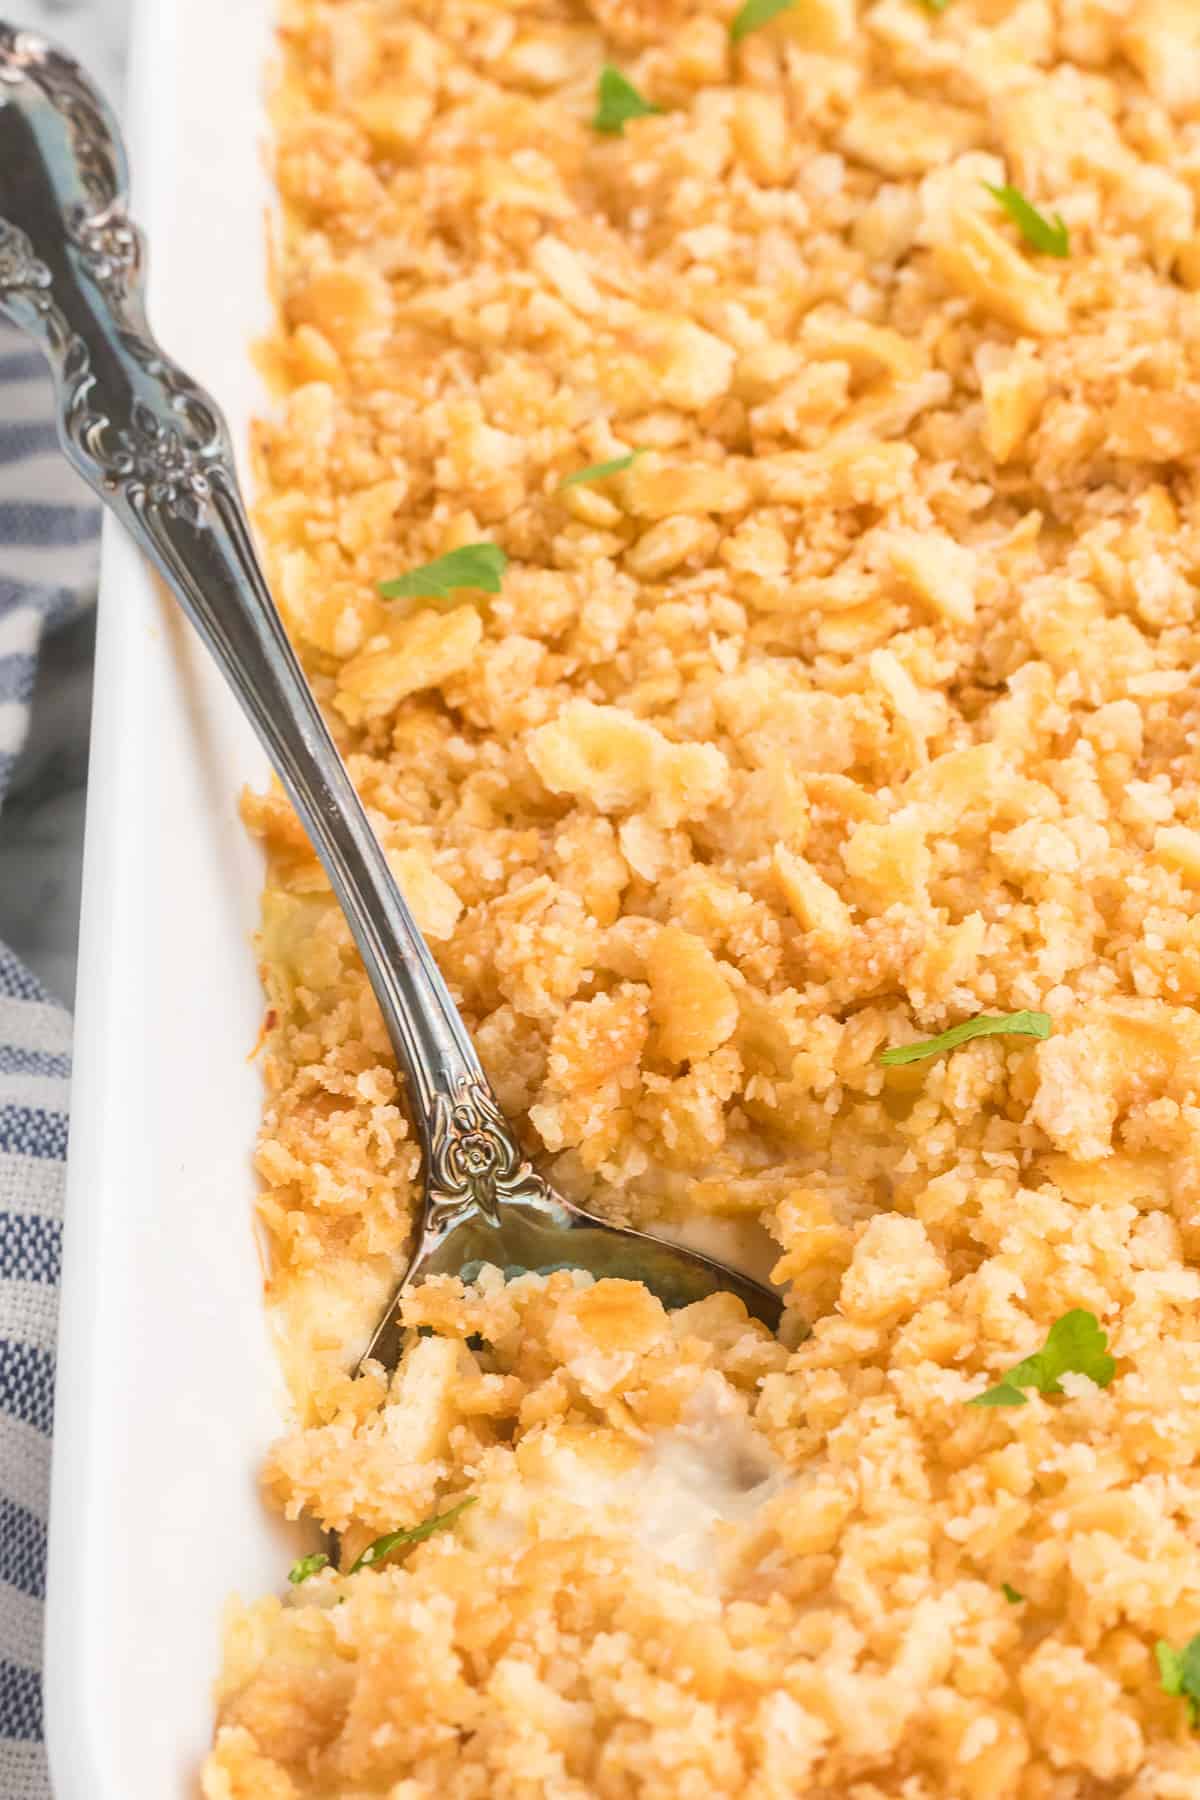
[43,2,290,1794]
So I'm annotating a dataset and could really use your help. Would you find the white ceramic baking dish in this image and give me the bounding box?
[44,1,292,1794]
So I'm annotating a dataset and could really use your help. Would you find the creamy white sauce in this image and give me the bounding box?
[631,1376,786,1575]
[470,1381,786,1581]
[652,1215,784,1289]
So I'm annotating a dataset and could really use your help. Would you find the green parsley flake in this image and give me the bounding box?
[1156,1637,1200,1727]
[730,0,794,41]
[559,450,643,490]
[880,1009,1051,1066]
[1001,1583,1025,1605]
[984,183,1069,258]
[592,67,661,135]
[287,1551,329,1585]
[377,544,507,605]
[348,1497,477,1575]
[917,0,952,12]
[970,1309,1116,1408]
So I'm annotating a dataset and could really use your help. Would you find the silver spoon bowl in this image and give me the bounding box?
[0,27,784,1356]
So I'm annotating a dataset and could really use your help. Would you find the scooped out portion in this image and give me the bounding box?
[206,1253,1200,1799]
[206,1270,800,1796]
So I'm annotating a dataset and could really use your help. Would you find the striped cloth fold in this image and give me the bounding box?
[0,322,100,1798]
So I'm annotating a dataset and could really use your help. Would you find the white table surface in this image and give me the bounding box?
[0,0,130,1004]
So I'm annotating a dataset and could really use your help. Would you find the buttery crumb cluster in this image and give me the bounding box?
[206,0,1200,1794]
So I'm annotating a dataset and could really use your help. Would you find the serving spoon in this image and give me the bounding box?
[0,27,783,1361]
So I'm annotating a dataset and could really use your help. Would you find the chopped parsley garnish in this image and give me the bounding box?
[378,544,507,604]
[287,1551,329,1585]
[348,1497,477,1574]
[592,67,661,135]
[559,450,643,489]
[880,1009,1051,1066]
[1001,1582,1025,1605]
[970,1309,1116,1408]
[730,0,794,41]
[1156,1637,1200,1727]
[916,0,952,11]
[984,183,1069,258]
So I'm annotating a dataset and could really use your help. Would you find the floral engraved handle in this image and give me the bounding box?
[0,28,225,530]
[0,25,527,1194]
[428,1079,551,1230]
[70,205,140,298]
[0,219,54,307]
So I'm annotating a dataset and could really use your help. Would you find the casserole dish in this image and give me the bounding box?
[44,2,1200,1794]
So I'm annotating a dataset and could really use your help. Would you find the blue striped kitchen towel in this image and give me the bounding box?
[0,322,99,1800]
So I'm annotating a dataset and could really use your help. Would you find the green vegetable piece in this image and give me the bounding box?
[377,544,507,604]
[1156,1641,1184,1697]
[559,450,643,490]
[592,66,662,135]
[730,0,794,41]
[288,1551,329,1585]
[917,0,952,12]
[348,1497,478,1575]
[970,1309,1116,1408]
[1001,1583,1025,1605]
[1156,1636,1200,1727]
[973,1383,1027,1408]
[880,1009,1051,1066]
[984,183,1069,258]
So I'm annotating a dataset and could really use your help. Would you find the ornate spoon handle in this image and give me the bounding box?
[0,27,514,1195]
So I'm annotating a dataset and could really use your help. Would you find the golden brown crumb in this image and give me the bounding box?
[208,0,1200,1792]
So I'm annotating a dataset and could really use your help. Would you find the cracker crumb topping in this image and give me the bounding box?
[208,0,1200,1793]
